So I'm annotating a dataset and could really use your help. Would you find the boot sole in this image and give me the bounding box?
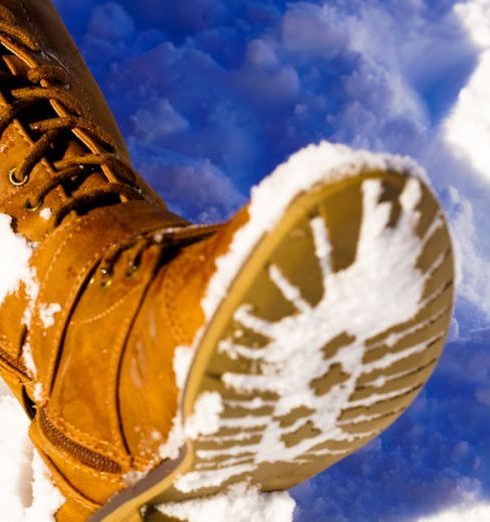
[92,168,454,521]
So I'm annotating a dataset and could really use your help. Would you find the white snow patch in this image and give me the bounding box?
[184,392,224,440]
[0,214,38,320]
[159,330,208,460]
[159,412,185,460]
[157,483,295,522]
[33,383,44,403]
[122,468,151,488]
[25,452,65,522]
[0,389,64,521]
[39,208,52,221]
[174,337,201,391]
[22,342,37,378]
[444,0,490,183]
[417,501,490,522]
[159,391,224,461]
[38,303,61,329]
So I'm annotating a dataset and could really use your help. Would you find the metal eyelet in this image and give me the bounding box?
[125,262,140,278]
[9,168,29,187]
[100,276,113,289]
[100,265,113,288]
[24,198,42,213]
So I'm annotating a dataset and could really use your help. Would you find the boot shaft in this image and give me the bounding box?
[0,0,130,161]
[0,0,164,243]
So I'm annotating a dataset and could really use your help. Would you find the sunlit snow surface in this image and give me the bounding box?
[445,0,490,181]
[0,214,38,317]
[417,502,490,522]
[0,215,62,518]
[0,382,63,521]
[158,483,295,522]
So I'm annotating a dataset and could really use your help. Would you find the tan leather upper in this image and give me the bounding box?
[0,1,232,520]
[0,0,129,158]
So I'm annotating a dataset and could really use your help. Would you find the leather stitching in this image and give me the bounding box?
[76,283,143,326]
[163,251,193,345]
[44,409,128,464]
[106,251,160,457]
[37,428,120,491]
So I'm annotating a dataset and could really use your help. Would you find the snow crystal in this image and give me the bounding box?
[38,303,61,329]
[174,337,201,391]
[122,469,150,488]
[25,452,65,522]
[159,331,209,460]
[157,483,295,522]
[160,392,224,462]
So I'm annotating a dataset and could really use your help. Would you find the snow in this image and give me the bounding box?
[0,215,63,520]
[39,208,52,221]
[201,142,427,321]
[167,141,440,496]
[22,342,37,378]
[444,0,490,182]
[184,392,224,440]
[417,502,490,522]
[174,336,202,390]
[159,412,185,460]
[25,453,65,522]
[0,391,64,521]
[157,483,296,522]
[33,383,44,403]
[38,303,61,329]
[122,469,150,488]
[0,214,38,316]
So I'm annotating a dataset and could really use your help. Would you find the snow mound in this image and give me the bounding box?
[0,385,64,521]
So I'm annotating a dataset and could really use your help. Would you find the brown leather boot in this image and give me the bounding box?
[0,2,454,522]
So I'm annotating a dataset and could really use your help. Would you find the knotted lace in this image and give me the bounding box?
[0,6,145,224]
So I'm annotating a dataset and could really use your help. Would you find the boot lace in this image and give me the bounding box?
[0,6,145,225]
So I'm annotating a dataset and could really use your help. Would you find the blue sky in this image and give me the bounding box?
[51,1,490,520]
